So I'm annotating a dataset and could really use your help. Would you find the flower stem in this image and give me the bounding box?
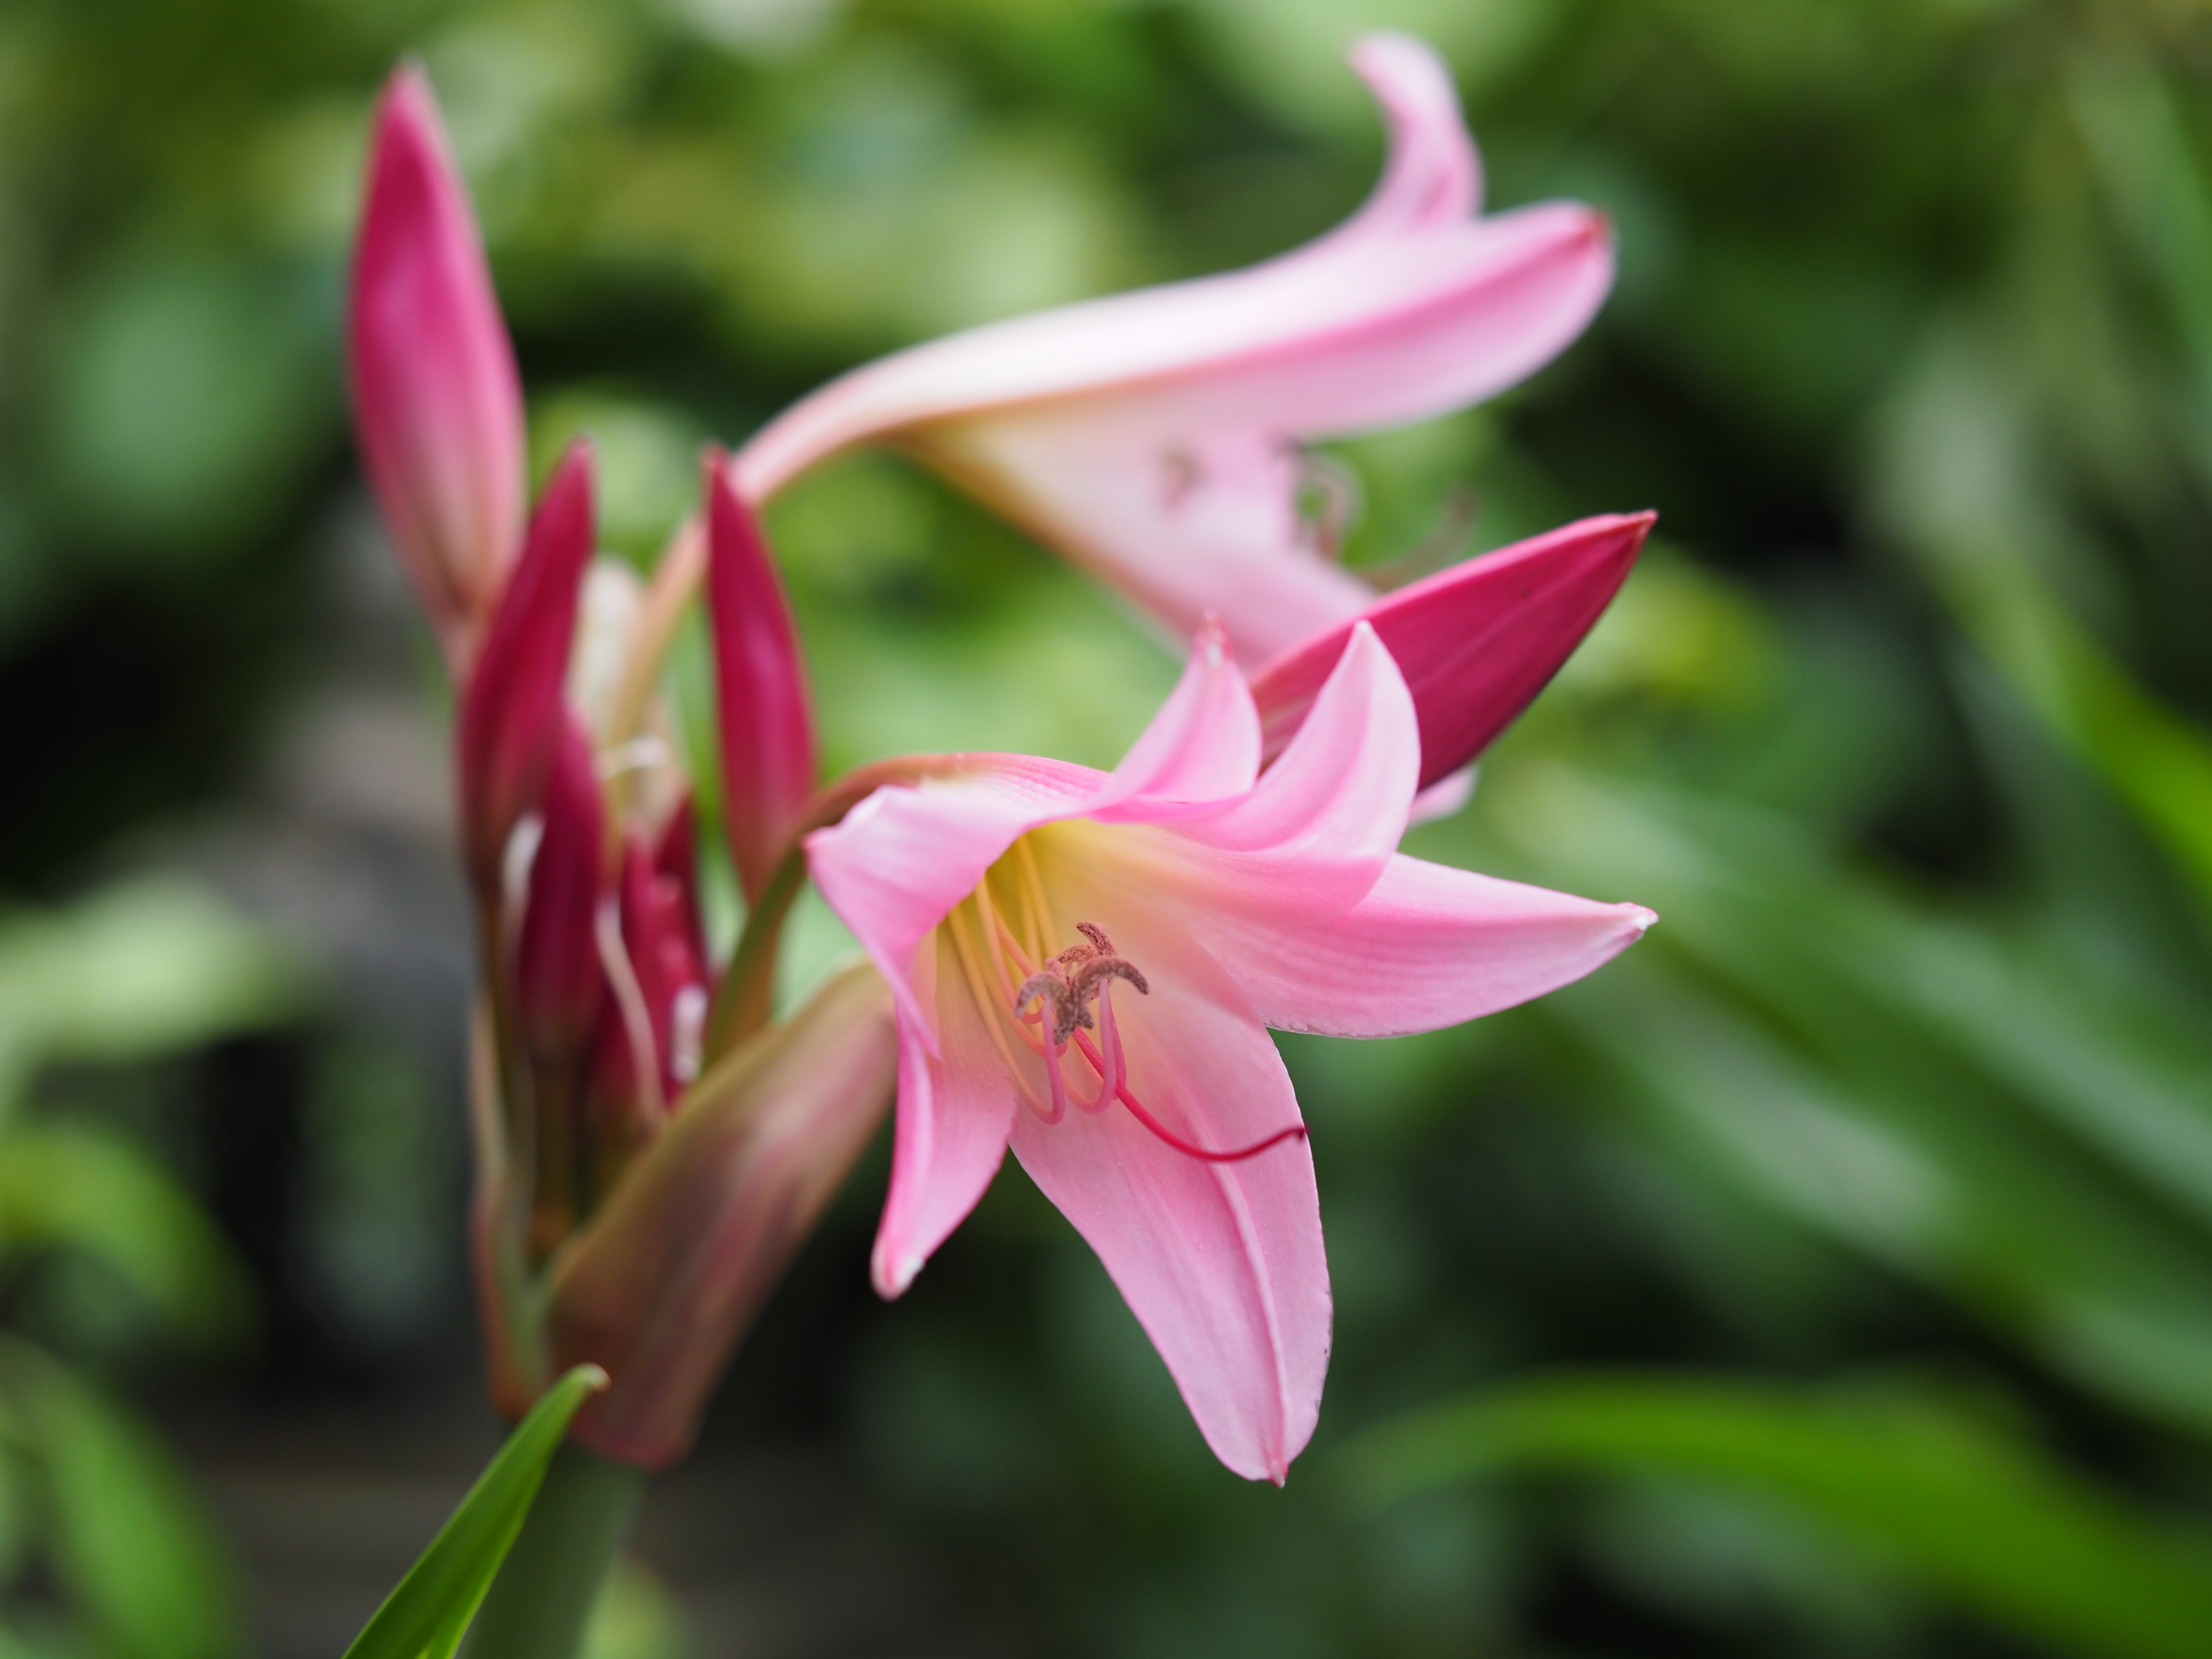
[462,1441,644,1659]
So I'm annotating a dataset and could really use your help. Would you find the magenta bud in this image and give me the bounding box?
[612,822,710,1105]
[348,63,526,667]
[515,714,608,1055]
[458,442,598,880]
[705,455,817,901]
[1250,510,1654,790]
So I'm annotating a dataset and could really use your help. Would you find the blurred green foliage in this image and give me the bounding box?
[0,881,299,1658]
[10,0,2212,1655]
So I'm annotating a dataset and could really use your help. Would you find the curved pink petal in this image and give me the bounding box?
[735,200,1608,499]
[1102,623,1418,920]
[1253,512,1654,790]
[1325,33,1481,243]
[804,756,1102,1040]
[730,35,1612,671]
[457,442,596,878]
[349,64,525,666]
[1004,881,1326,1484]
[917,416,1374,670]
[707,457,817,901]
[1207,853,1654,1038]
[871,942,1019,1298]
[1107,617,1263,805]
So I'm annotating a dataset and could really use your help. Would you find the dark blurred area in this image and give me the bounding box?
[8,0,2212,1655]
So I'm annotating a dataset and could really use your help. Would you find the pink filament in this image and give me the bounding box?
[1066,1025,1308,1164]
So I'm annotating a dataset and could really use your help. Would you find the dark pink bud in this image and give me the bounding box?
[458,442,597,880]
[1250,511,1654,790]
[349,64,526,666]
[705,455,816,901]
[512,713,608,1258]
[515,714,608,1058]
[614,824,710,1104]
[653,796,709,989]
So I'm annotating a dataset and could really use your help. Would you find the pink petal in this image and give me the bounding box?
[1209,852,1655,1038]
[1326,33,1482,242]
[706,457,817,901]
[1107,617,1263,805]
[736,202,1608,500]
[348,64,525,667]
[457,441,597,878]
[1252,512,1653,790]
[915,417,1374,670]
[870,939,1020,1298]
[730,34,1612,671]
[804,756,1101,1043]
[552,962,898,1468]
[1408,766,1477,825]
[1003,879,1327,1483]
[1106,623,1418,919]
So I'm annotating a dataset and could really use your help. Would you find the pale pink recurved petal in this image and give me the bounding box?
[1105,617,1262,805]
[731,35,1614,670]
[1252,512,1654,791]
[349,65,526,665]
[1204,853,1655,1038]
[457,442,597,878]
[1006,879,1326,1485]
[870,946,1018,1298]
[706,458,817,901]
[1324,33,1481,243]
[1106,623,1419,921]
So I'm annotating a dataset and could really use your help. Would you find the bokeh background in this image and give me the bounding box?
[8,0,2212,1654]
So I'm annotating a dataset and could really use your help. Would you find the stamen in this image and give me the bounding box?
[1069,1023,1308,1164]
[1294,447,1362,561]
[947,902,1052,1118]
[1011,838,1055,962]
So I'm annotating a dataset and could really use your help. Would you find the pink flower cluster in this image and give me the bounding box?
[348,36,1654,1480]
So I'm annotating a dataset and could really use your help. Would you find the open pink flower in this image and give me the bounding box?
[349,64,526,668]
[806,622,1652,1481]
[733,33,1615,672]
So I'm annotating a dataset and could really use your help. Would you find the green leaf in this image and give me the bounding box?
[342,1365,610,1659]
[1498,764,2212,1436]
[0,877,304,1106]
[1342,1373,2212,1659]
[0,1124,253,1344]
[24,1346,241,1659]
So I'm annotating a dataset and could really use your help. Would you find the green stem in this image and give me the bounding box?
[462,1442,643,1659]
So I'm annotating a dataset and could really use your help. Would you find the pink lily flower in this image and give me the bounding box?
[732,33,1616,672]
[806,622,1653,1481]
[349,64,526,669]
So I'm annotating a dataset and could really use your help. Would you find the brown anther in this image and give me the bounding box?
[1071,956,1148,1005]
[1010,922,1149,1048]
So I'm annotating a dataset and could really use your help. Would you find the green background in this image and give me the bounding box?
[6,0,2212,1655]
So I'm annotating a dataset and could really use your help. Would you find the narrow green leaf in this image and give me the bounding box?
[1342,1373,2212,1659]
[19,1344,240,1659]
[0,1125,253,1345]
[0,877,303,1102]
[343,1365,610,1659]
